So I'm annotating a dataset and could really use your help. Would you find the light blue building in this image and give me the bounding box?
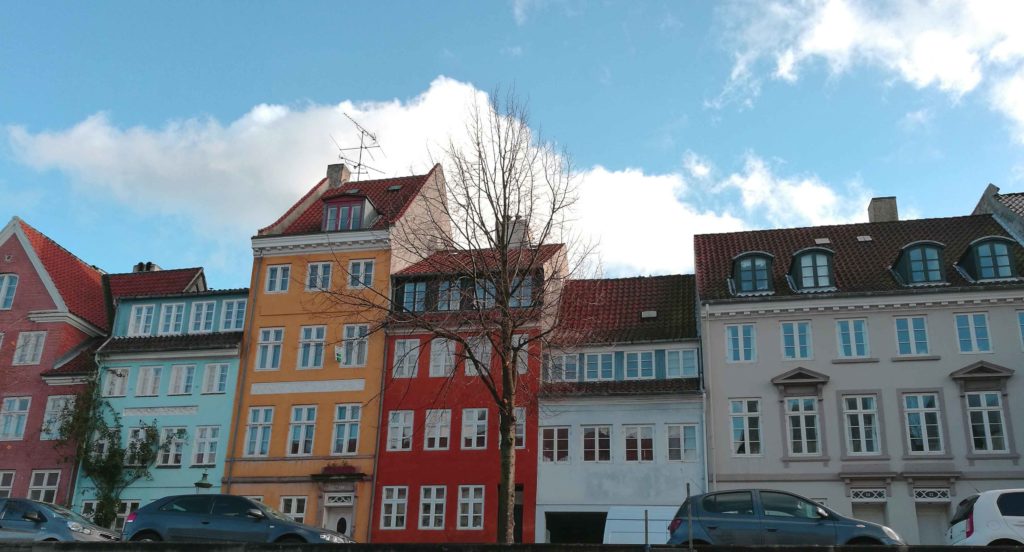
[72,287,248,529]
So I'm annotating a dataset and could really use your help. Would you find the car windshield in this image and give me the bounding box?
[950,495,979,525]
[46,503,96,526]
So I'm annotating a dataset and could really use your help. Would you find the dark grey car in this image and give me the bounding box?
[122,494,351,544]
[0,498,118,542]
[667,489,904,545]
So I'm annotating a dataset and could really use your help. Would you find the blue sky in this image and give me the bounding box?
[3,1,1024,288]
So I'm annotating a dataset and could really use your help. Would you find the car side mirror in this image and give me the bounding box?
[816,507,830,519]
[22,511,44,523]
[246,508,266,519]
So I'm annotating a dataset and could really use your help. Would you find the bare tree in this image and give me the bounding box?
[324,90,594,543]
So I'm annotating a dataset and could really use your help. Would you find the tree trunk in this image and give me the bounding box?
[496,359,517,543]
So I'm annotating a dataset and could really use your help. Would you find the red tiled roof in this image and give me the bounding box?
[540,378,700,398]
[995,191,1024,218]
[106,267,205,298]
[553,275,697,345]
[42,337,102,378]
[98,332,243,355]
[695,214,1024,302]
[16,219,108,330]
[260,165,440,236]
[397,244,564,276]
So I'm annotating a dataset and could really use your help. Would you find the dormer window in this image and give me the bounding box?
[792,249,834,291]
[975,240,1013,280]
[323,199,363,231]
[895,243,944,285]
[733,254,772,293]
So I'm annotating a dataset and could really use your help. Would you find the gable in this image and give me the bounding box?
[0,227,59,312]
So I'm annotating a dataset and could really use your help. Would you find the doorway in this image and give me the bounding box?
[323,493,355,538]
[545,512,607,543]
[915,504,949,545]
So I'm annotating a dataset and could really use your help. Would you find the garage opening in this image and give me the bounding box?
[545,511,607,543]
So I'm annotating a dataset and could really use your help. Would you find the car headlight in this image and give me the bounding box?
[320,533,344,543]
[67,521,93,535]
[882,525,901,542]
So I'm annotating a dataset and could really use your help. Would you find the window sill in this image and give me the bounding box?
[902,454,953,461]
[155,465,182,469]
[966,452,1020,462]
[891,355,941,362]
[840,454,890,462]
[831,358,879,364]
[782,455,829,464]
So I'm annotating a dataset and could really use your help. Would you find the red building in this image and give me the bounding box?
[0,217,205,505]
[370,245,565,543]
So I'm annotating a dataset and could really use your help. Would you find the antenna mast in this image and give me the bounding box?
[334,113,386,181]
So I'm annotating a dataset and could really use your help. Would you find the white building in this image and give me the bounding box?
[696,198,1024,545]
[535,275,705,544]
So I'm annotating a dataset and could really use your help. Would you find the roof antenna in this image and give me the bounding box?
[332,113,387,182]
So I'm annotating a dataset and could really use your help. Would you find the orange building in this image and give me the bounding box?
[223,163,445,542]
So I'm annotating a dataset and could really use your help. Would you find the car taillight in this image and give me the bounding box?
[965,512,973,538]
[126,512,137,524]
[668,518,683,533]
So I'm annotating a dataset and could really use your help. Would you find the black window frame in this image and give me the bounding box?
[791,249,835,291]
[897,242,945,284]
[733,253,773,293]
[972,239,1015,280]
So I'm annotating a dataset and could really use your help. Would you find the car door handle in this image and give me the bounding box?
[766,528,778,532]
[706,525,718,530]
[201,521,211,525]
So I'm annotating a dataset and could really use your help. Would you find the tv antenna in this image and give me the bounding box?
[332,113,386,181]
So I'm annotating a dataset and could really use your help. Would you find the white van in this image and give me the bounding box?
[947,489,1024,546]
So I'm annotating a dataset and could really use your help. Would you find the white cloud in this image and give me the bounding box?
[719,0,1024,141]
[901,108,932,129]
[683,150,712,180]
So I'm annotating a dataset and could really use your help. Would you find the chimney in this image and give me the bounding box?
[132,261,162,273]
[868,197,898,223]
[327,164,351,189]
[507,216,531,248]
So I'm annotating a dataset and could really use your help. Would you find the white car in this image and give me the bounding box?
[948,489,1024,546]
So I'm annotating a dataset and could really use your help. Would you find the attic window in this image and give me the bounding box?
[792,249,835,290]
[857,236,873,242]
[641,310,657,319]
[387,185,402,192]
[964,239,1015,281]
[323,198,364,231]
[732,253,773,294]
[896,243,944,284]
[814,238,831,245]
[344,189,361,195]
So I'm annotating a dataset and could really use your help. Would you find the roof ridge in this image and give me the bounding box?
[695,213,992,239]
[16,217,105,276]
[107,266,204,276]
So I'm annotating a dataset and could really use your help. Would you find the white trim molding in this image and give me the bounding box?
[252,230,390,258]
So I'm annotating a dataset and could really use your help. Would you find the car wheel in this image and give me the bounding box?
[989,539,1023,546]
[275,535,306,544]
[129,531,163,542]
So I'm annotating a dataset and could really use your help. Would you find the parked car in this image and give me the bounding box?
[948,488,1024,546]
[0,498,119,543]
[666,489,904,546]
[122,494,352,544]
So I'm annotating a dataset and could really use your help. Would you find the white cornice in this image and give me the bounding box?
[28,310,105,337]
[0,218,69,313]
[251,230,390,258]
[99,349,239,362]
[42,375,92,386]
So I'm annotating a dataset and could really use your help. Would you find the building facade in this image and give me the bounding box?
[0,217,109,506]
[71,287,246,530]
[696,199,1024,545]
[223,163,446,542]
[535,275,705,544]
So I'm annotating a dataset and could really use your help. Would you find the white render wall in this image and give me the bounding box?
[535,395,705,543]
[702,288,1024,544]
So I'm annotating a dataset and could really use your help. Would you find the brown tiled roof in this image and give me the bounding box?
[995,192,1024,218]
[42,338,103,378]
[259,165,440,236]
[98,332,243,355]
[397,244,564,277]
[540,378,700,398]
[115,288,248,301]
[553,275,696,345]
[106,268,205,298]
[695,214,1024,302]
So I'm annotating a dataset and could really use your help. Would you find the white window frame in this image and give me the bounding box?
[419,485,446,530]
[730,398,762,456]
[189,301,217,334]
[201,363,229,394]
[280,496,307,523]
[41,395,74,441]
[429,338,456,377]
[193,425,220,465]
[0,471,14,498]
[158,303,185,335]
[785,397,821,456]
[903,392,945,454]
[461,408,488,450]
[541,426,570,463]
[392,339,419,378]
[582,425,611,462]
[0,396,31,440]
[220,299,247,331]
[288,405,317,457]
[464,336,492,375]
[125,427,146,466]
[332,403,360,456]
[780,321,812,360]
[244,407,273,457]
[380,486,407,529]
[306,262,332,291]
[157,427,186,467]
[843,395,880,456]
[624,351,655,380]
[667,423,699,462]
[297,325,326,370]
[546,353,578,382]
[28,470,60,503]
[135,366,162,397]
[127,304,156,336]
[168,364,196,395]
[955,312,992,353]
[514,406,526,449]
[387,410,414,451]
[102,368,128,397]
[457,485,484,530]
[965,391,1008,453]
[424,409,451,450]
[725,324,756,363]
[265,265,291,293]
[584,352,614,381]
[666,349,698,378]
[348,260,374,289]
[624,424,655,462]
[894,316,929,356]
[256,328,284,370]
[13,331,46,365]
[0,274,18,310]
[339,324,368,367]
[836,318,869,358]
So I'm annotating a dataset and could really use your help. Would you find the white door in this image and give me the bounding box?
[322,493,355,538]
[851,503,887,526]
[916,504,949,545]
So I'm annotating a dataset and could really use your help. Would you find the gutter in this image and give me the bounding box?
[224,255,263,494]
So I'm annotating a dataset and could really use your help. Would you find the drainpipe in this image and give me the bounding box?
[365,250,392,543]
[224,252,263,494]
[700,303,717,491]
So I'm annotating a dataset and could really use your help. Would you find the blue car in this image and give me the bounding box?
[122,494,352,544]
[667,489,904,546]
[0,498,118,543]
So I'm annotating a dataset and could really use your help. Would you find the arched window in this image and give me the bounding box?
[793,250,834,290]
[974,240,1013,280]
[733,254,772,293]
[899,244,944,284]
